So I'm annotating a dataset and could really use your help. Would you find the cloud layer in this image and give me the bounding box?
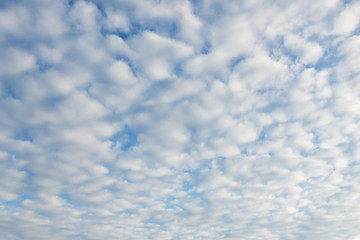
[1,0,360,239]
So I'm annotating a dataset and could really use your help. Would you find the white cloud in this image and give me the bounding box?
[126,30,194,80]
[103,9,129,33]
[0,48,36,76]
[284,34,324,65]
[0,152,27,201]
[333,2,360,35]
[1,0,360,239]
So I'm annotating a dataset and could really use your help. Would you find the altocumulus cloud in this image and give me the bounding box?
[1,0,360,239]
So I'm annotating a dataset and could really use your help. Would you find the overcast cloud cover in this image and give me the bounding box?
[1,0,360,239]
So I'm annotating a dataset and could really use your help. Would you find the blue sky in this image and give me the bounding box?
[1,0,360,239]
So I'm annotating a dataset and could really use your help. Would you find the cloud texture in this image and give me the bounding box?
[1,0,360,239]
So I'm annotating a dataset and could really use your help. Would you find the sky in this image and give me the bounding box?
[1,0,360,239]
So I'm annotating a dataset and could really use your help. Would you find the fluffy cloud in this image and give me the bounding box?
[1,0,360,239]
